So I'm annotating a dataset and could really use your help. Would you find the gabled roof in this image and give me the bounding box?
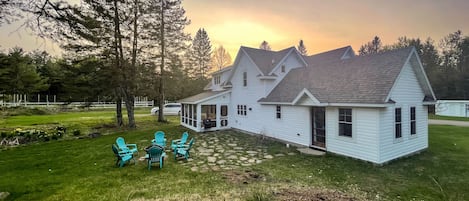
[259,47,419,104]
[211,65,233,75]
[241,46,297,75]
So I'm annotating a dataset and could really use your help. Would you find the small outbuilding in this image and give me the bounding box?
[436,100,469,117]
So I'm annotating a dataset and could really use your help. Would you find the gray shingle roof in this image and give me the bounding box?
[259,47,414,104]
[179,90,228,103]
[241,46,295,75]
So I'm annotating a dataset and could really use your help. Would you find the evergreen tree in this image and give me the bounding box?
[190,28,212,78]
[297,39,307,55]
[259,40,271,50]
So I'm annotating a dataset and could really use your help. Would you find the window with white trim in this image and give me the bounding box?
[276,105,281,119]
[410,107,416,135]
[395,108,402,138]
[281,65,285,73]
[338,108,352,137]
[214,75,220,85]
[237,105,247,116]
[243,72,247,86]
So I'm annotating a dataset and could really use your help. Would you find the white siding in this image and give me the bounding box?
[326,107,380,163]
[436,100,469,117]
[230,53,266,134]
[264,53,305,96]
[210,69,232,91]
[379,60,428,163]
[260,105,311,146]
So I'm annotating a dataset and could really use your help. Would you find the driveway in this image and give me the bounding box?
[429,119,469,127]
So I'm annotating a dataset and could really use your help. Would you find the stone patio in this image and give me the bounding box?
[175,131,298,172]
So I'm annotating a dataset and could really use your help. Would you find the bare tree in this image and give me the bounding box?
[259,40,271,50]
[211,45,231,70]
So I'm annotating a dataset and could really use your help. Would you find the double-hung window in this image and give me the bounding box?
[395,108,402,138]
[338,108,352,137]
[410,107,416,135]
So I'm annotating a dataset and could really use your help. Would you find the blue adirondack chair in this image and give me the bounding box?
[112,144,135,167]
[171,132,189,151]
[116,137,138,156]
[174,138,195,160]
[151,131,167,148]
[145,145,166,170]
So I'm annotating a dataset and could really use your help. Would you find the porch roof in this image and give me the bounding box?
[179,90,230,104]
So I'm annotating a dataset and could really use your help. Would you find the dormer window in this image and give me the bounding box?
[281,65,285,73]
[214,75,221,85]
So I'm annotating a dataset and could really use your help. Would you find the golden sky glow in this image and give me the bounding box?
[1,0,468,58]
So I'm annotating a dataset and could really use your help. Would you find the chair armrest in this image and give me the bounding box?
[126,143,138,149]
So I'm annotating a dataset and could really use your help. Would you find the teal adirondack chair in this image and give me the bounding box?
[145,145,166,170]
[171,132,189,151]
[151,131,167,148]
[112,144,135,167]
[174,138,195,160]
[116,137,138,156]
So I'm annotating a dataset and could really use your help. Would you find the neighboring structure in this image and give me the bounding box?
[436,100,469,117]
[179,45,436,164]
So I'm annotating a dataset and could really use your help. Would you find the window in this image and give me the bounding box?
[281,65,285,73]
[221,105,228,116]
[338,108,352,137]
[395,108,402,138]
[410,107,416,135]
[214,75,221,85]
[243,72,247,86]
[237,105,247,116]
[276,105,281,119]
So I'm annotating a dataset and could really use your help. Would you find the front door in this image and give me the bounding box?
[311,107,326,148]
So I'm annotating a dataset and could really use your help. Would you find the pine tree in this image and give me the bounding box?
[297,39,307,55]
[259,40,271,50]
[190,28,212,78]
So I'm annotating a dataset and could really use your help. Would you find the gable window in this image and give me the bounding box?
[214,75,220,85]
[395,108,402,138]
[243,72,247,86]
[276,105,281,119]
[281,65,285,73]
[410,107,416,135]
[338,108,352,137]
[237,105,247,116]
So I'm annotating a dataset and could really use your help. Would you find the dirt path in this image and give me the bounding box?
[429,119,469,127]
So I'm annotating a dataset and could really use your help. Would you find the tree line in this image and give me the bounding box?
[0,0,232,128]
[359,31,469,100]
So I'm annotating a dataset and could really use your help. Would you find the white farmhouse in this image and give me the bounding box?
[180,45,436,164]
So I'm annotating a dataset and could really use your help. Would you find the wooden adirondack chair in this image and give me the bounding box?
[145,145,166,170]
[116,137,138,156]
[171,132,189,151]
[174,138,195,160]
[112,144,135,167]
[151,131,167,148]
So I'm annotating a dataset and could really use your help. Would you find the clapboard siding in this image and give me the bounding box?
[326,107,380,163]
[378,60,428,163]
[261,105,311,146]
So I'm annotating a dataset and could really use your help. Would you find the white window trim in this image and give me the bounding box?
[393,107,404,143]
[336,108,356,142]
[409,105,418,140]
[276,105,281,119]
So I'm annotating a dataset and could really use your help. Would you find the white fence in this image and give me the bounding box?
[0,94,154,108]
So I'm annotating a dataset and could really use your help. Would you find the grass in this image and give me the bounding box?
[1,110,469,200]
[429,114,469,121]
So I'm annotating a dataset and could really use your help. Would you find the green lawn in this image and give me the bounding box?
[0,110,468,200]
[429,114,469,121]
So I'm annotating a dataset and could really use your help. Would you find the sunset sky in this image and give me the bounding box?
[1,0,468,58]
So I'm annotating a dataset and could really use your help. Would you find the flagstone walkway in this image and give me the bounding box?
[176,131,297,172]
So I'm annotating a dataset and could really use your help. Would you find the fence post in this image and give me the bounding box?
[46,95,49,107]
